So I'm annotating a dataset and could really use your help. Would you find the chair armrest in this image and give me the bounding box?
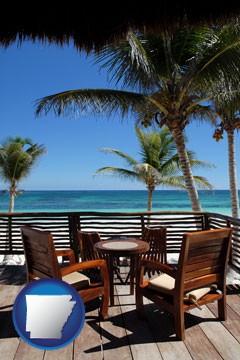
[137,259,176,287]
[56,249,76,265]
[139,259,176,277]
[61,259,109,278]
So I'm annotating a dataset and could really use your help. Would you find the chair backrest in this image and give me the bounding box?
[141,226,167,263]
[21,226,61,281]
[175,228,232,295]
[78,231,101,261]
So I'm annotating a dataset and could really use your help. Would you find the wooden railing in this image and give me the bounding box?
[0,210,239,271]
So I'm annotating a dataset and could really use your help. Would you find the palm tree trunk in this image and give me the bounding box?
[227,129,239,218]
[147,186,154,212]
[171,127,202,211]
[9,189,15,213]
[146,186,154,224]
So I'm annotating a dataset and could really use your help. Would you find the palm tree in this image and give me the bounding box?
[213,108,240,218]
[0,136,47,212]
[35,24,240,211]
[94,126,214,211]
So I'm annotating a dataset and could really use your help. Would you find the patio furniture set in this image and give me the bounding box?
[19,225,232,341]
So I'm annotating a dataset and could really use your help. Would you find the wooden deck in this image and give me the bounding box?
[1,265,240,360]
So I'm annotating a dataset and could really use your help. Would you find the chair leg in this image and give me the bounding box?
[218,296,227,320]
[174,308,185,341]
[136,289,145,318]
[99,294,109,320]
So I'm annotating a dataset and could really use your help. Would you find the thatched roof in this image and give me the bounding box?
[2,3,240,52]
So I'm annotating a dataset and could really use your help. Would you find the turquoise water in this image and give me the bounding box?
[0,190,235,215]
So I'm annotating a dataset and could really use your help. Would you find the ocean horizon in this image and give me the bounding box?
[0,189,237,216]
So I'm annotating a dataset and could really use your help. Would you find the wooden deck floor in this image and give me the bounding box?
[1,264,240,360]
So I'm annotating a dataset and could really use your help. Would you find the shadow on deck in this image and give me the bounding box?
[1,265,240,359]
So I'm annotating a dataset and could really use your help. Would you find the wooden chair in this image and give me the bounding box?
[125,226,167,283]
[78,230,102,261]
[136,228,232,340]
[78,230,124,284]
[21,226,110,319]
[141,226,167,274]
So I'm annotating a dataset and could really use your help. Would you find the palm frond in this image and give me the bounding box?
[156,175,186,189]
[95,125,214,194]
[98,148,138,167]
[0,137,46,194]
[35,89,146,118]
[188,23,240,95]
[93,31,160,91]
[193,176,214,190]
[189,159,216,169]
[94,167,141,181]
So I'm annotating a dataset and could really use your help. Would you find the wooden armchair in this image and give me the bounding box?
[141,226,167,276]
[20,226,110,319]
[78,230,124,284]
[136,228,232,340]
[124,226,167,283]
[78,230,102,262]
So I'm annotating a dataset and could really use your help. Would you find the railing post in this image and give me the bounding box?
[69,214,80,262]
[0,210,239,273]
[8,215,12,253]
[203,213,210,230]
[226,219,233,264]
[140,214,145,236]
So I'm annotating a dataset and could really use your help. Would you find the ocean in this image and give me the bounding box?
[0,190,235,215]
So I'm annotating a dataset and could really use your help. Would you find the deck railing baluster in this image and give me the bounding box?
[0,210,239,272]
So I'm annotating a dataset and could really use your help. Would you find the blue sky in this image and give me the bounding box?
[0,40,238,190]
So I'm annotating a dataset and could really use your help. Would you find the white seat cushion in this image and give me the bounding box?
[148,273,175,295]
[63,271,90,289]
[148,273,212,303]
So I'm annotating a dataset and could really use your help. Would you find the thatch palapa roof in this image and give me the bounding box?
[1,3,240,52]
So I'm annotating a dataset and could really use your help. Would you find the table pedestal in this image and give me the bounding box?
[94,239,149,306]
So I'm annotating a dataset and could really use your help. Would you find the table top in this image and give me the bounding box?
[94,238,149,256]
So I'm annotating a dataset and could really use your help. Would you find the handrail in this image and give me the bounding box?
[0,210,239,271]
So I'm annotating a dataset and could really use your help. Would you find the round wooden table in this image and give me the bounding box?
[94,238,149,306]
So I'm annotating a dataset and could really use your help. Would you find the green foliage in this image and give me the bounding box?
[34,22,240,211]
[0,136,47,212]
[94,126,214,210]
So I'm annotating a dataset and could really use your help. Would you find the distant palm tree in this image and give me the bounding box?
[94,126,214,211]
[0,136,47,212]
[213,107,240,218]
[35,24,240,211]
